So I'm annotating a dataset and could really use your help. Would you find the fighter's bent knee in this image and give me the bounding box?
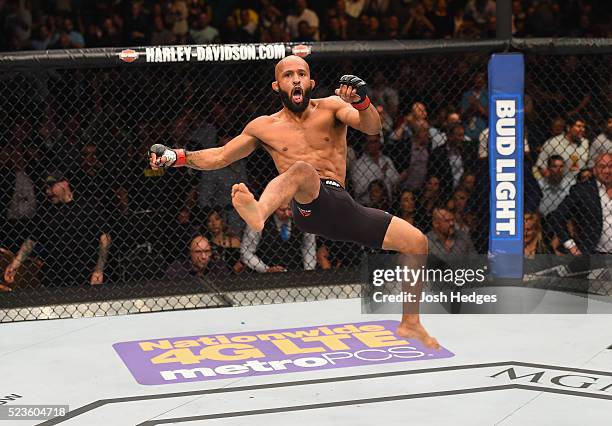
[290,160,318,178]
[383,217,428,255]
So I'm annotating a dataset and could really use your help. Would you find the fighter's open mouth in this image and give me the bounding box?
[292,87,303,103]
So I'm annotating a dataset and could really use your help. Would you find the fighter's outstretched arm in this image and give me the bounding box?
[150,120,261,170]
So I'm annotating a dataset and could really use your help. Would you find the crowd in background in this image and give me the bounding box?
[1,1,611,289]
[1,0,611,52]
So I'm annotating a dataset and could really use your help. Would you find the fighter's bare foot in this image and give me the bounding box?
[231,183,264,231]
[397,322,440,350]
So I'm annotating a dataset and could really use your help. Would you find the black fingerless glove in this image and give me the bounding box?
[150,144,186,167]
[339,74,371,111]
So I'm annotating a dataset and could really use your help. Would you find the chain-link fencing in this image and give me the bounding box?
[0,40,610,321]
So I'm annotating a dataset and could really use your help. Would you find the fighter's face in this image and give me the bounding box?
[274,58,314,113]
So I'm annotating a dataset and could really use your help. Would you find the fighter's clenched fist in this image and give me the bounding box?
[335,75,371,111]
[149,144,186,169]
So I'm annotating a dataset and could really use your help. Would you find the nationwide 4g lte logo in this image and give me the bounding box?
[113,321,454,385]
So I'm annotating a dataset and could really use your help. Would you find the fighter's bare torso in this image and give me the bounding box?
[248,96,349,186]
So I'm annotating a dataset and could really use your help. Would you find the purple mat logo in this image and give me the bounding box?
[113,320,454,385]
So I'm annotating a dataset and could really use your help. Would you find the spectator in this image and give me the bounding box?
[187,0,212,22]
[84,23,105,48]
[363,15,384,39]
[3,172,111,287]
[189,12,219,44]
[525,0,560,36]
[370,71,399,119]
[524,211,550,259]
[239,8,258,41]
[151,15,177,46]
[446,188,471,233]
[588,117,612,168]
[170,0,189,42]
[31,24,51,49]
[62,17,84,48]
[460,72,488,141]
[577,168,592,184]
[241,204,316,273]
[428,0,454,38]
[428,123,476,197]
[414,175,443,232]
[221,15,250,43]
[389,120,431,192]
[465,0,496,26]
[204,209,243,273]
[536,117,589,178]
[365,179,391,211]
[458,172,476,195]
[0,143,36,254]
[4,0,32,49]
[345,0,366,19]
[261,21,290,43]
[259,0,283,31]
[354,13,372,40]
[324,15,348,41]
[512,0,527,36]
[351,133,399,205]
[165,234,229,280]
[295,19,315,42]
[125,2,149,45]
[74,142,113,205]
[401,2,435,39]
[286,0,320,41]
[549,117,566,138]
[538,155,574,216]
[427,206,476,261]
[383,15,400,39]
[100,17,123,47]
[396,189,416,226]
[430,109,461,149]
[549,153,612,255]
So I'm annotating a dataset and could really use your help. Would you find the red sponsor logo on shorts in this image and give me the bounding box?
[292,44,311,58]
[297,206,311,217]
[119,49,139,63]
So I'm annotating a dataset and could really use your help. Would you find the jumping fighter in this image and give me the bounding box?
[150,55,440,349]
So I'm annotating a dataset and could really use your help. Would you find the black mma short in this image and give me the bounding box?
[291,179,393,249]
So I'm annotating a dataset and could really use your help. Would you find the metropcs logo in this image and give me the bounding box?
[113,321,454,385]
[493,98,519,237]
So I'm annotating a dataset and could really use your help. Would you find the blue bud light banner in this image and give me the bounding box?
[488,53,524,279]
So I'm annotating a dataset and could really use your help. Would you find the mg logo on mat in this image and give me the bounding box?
[119,49,139,63]
[113,321,454,385]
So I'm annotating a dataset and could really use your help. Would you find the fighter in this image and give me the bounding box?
[150,55,440,349]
